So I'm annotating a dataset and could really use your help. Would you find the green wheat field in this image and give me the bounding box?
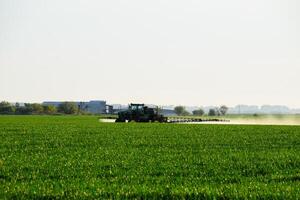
[1,115,300,199]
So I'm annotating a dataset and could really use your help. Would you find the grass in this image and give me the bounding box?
[0,115,300,199]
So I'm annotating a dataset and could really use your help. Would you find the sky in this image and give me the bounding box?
[1,0,300,107]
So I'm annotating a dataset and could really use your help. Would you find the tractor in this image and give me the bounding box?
[115,103,167,122]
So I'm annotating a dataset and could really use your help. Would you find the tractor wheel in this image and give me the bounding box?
[158,118,166,123]
[115,118,125,122]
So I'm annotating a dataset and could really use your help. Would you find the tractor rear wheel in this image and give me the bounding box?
[115,118,125,122]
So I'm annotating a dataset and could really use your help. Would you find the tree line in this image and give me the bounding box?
[174,105,228,116]
[0,101,80,115]
[1,101,228,116]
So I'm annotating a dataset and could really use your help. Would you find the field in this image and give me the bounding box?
[1,116,300,199]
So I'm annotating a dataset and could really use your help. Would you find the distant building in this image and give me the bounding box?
[85,101,106,114]
[161,109,176,116]
[112,104,128,114]
[228,105,260,114]
[260,105,290,114]
[43,100,107,114]
[227,104,292,114]
[106,105,113,114]
[160,106,176,116]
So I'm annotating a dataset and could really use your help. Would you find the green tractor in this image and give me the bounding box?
[115,103,167,123]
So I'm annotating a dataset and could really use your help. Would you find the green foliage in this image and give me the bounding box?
[0,116,300,199]
[0,102,57,115]
[219,105,228,116]
[192,108,205,116]
[174,106,190,116]
[0,101,15,114]
[31,103,44,114]
[182,110,190,116]
[15,103,33,114]
[58,102,78,114]
[208,108,217,116]
[42,105,57,114]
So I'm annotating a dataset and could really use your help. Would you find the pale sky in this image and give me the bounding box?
[1,0,299,107]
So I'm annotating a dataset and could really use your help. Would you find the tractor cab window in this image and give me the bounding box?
[130,105,144,111]
[131,105,138,110]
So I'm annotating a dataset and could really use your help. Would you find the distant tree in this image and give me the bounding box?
[43,105,57,114]
[58,102,78,114]
[16,103,33,114]
[192,109,205,116]
[25,103,33,113]
[32,103,44,114]
[208,108,216,116]
[219,105,228,116]
[174,106,186,116]
[157,106,163,114]
[15,106,23,114]
[0,101,15,114]
[182,110,191,116]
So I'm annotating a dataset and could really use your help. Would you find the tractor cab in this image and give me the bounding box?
[128,104,147,121]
